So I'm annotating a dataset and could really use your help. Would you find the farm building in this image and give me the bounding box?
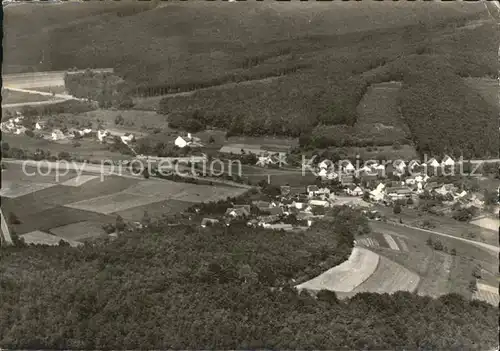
[51,129,65,141]
[386,187,412,201]
[175,133,203,148]
[225,207,250,218]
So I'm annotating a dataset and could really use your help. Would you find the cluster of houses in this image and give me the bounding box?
[0,113,29,135]
[1,112,138,149]
[200,185,339,231]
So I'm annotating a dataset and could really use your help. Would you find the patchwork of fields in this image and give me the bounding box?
[1,164,247,241]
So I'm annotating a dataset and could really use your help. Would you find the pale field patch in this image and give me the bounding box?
[470,217,499,232]
[382,233,400,251]
[168,185,247,203]
[65,192,166,214]
[50,221,107,241]
[123,179,187,197]
[296,247,379,293]
[20,230,82,247]
[61,175,100,187]
[473,283,499,306]
[0,182,57,198]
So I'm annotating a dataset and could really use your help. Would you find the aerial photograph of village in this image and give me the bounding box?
[1,0,499,349]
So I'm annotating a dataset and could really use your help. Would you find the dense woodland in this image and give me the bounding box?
[1,206,498,349]
[64,71,134,109]
[5,2,498,158]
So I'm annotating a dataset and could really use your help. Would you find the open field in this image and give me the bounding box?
[470,216,499,231]
[296,247,379,292]
[61,175,100,187]
[65,192,167,215]
[2,88,53,105]
[355,81,413,145]
[464,77,498,109]
[350,256,420,294]
[11,205,111,235]
[417,251,453,298]
[50,220,107,241]
[374,205,499,247]
[20,230,82,247]
[0,181,57,198]
[19,176,139,206]
[112,199,193,222]
[473,282,500,306]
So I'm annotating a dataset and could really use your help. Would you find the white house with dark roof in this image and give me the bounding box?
[441,155,455,167]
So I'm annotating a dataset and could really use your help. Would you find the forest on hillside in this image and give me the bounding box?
[0,207,498,349]
[4,2,497,158]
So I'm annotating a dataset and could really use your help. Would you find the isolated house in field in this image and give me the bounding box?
[35,122,43,130]
[121,133,135,145]
[174,136,189,148]
[51,129,65,141]
[441,155,455,167]
[201,218,219,228]
[97,129,110,142]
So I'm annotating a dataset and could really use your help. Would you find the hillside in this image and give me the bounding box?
[4,1,498,158]
[1,210,498,349]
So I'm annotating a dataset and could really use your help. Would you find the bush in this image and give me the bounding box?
[393,203,402,214]
[24,129,35,138]
[57,151,71,161]
[8,212,21,225]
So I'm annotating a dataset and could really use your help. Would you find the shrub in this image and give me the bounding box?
[8,212,21,225]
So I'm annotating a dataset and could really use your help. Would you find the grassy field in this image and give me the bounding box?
[355,81,413,145]
[351,255,420,294]
[112,199,193,222]
[9,205,111,235]
[463,77,498,109]
[2,89,53,105]
[50,220,108,241]
[374,205,499,247]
